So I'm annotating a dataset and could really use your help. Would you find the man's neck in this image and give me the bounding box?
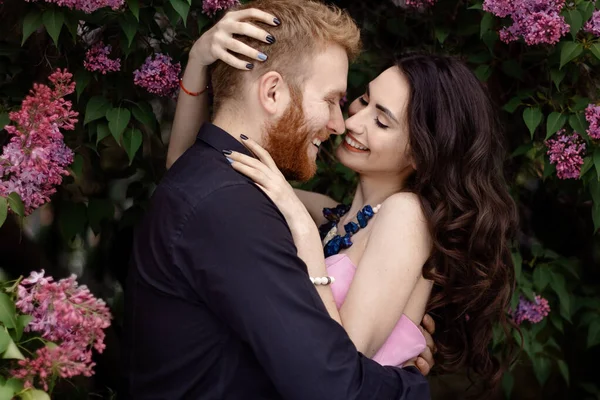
[212,110,264,146]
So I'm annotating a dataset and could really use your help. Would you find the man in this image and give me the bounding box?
[123,0,432,398]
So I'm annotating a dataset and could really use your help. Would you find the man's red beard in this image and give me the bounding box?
[264,90,324,182]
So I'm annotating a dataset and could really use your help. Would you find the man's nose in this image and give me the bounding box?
[328,106,346,136]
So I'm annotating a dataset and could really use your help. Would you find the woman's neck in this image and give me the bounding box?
[343,173,407,224]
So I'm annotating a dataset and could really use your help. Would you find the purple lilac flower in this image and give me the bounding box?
[133,53,182,98]
[483,0,569,45]
[584,10,600,36]
[585,104,600,140]
[545,129,586,180]
[513,295,551,324]
[202,0,240,16]
[25,0,123,14]
[84,41,121,74]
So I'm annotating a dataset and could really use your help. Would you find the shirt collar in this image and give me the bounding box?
[197,123,253,157]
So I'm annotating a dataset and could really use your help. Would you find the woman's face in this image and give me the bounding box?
[335,66,415,178]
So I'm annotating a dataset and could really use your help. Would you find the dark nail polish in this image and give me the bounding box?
[258,52,268,61]
[222,149,232,155]
[273,17,281,25]
[240,134,248,140]
[266,35,276,44]
[226,157,234,164]
[246,63,254,70]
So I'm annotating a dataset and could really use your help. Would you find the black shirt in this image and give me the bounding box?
[123,123,430,400]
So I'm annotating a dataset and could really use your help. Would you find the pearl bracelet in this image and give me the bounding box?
[310,276,335,285]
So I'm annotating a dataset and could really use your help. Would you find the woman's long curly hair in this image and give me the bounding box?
[397,54,518,392]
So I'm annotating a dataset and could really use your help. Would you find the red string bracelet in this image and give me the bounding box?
[179,78,209,97]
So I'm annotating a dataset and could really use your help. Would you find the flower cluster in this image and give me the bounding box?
[405,0,436,7]
[545,129,586,180]
[584,10,600,36]
[586,104,600,140]
[84,41,121,74]
[513,295,551,325]
[202,0,240,16]
[133,53,182,97]
[12,270,112,391]
[0,69,77,215]
[24,0,124,14]
[483,0,569,45]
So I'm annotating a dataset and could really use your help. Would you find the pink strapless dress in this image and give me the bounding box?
[326,254,427,367]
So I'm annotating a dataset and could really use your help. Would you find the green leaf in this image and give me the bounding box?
[550,272,571,322]
[503,97,521,113]
[551,313,564,333]
[74,69,91,101]
[22,11,43,46]
[42,9,64,47]
[474,64,492,82]
[569,113,588,134]
[546,112,567,139]
[0,377,23,400]
[560,42,583,69]
[550,69,566,90]
[131,102,156,131]
[511,143,533,158]
[533,265,552,291]
[2,337,24,360]
[170,0,190,27]
[97,123,111,145]
[582,156,594,177]
[557,360,569,386]
[502,372,514,398]
[106,107,131,143]
[84,96,110,125]
[434,27,449,44]
[523,107,543,138]
[502,59,523,80]
[197,14,211,32]
[21,389,51,400]
[0,197,7,228]
[0,293,17,330]
[480,13,494,38]
[590,43,600,61]
[7,192,24,217]
[87,198,114,234]
[59,202,87,241]
[0,112,9,131]
[120,12,138,47]
[578,1,595,22]
[532,356,552,387]
[123,127,143,165]
[588,320,600,348]
[15,315,33,342]
[70,153,83,179]
[564,9,583,38]
[594,151,600,181]
[512,251,522,279]
[0,328,10,354]
[127,0,140,21]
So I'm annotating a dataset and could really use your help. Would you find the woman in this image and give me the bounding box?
[168,8,517,391]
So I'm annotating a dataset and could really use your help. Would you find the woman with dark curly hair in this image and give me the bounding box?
[167,5,518,394]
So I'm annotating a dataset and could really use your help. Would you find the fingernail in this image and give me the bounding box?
[226,157,234,164]
[273,17,281,25]
[266,35,276,44]
[222,149,232,155]
[258,52,268,61]
[246,63,254,70]
[240,134,248,140]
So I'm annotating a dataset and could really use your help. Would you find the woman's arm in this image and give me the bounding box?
[166,8,279,169]
[292,189,337,225]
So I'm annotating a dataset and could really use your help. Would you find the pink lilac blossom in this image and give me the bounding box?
[513,295,551,325]
[24,0,124,14]
[0,69,77,215]
[84,41,121,74]
[202,0,240,16]
[405,0,436,7]
[584,10,600,36]
[545,129,586,180]
[133,53,182,97]
[586,104,600,140]
[11,342,94,391]
[483,0,569,45]
[15,270,112,352]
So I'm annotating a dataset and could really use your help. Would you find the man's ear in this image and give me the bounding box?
[257,71,289,116]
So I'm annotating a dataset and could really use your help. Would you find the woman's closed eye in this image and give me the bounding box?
[359,97,389,129]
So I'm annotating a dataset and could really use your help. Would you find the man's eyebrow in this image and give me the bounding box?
[324,89,346,99]
[368,83,399,124]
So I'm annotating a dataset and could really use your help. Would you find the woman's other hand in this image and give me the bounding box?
[189,8,279,69]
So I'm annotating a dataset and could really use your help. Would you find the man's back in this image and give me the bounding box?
[123,123,430,400]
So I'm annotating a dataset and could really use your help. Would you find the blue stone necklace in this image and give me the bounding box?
[319,203,381,257]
